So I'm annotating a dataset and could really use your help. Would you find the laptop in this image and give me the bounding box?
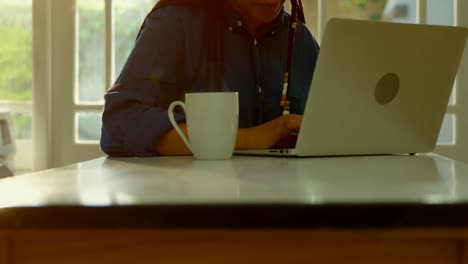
[235,18,468,157]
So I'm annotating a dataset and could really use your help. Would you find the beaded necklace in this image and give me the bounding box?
[281,0,305,115]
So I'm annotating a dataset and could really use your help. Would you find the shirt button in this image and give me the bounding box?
[228,26,233,31]
[254,39,257,46]
[236,20,243,27]
[258,86,262,93]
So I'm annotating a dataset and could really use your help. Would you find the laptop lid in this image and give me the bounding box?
[295,18,468,156]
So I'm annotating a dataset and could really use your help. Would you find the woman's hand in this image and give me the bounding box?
[237,115,303,150]
[157,115,303,155]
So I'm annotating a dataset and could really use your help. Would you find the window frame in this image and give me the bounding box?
[26,0,468,168]
[0,0,34,172]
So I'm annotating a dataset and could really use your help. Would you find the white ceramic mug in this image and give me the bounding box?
[168,92,239,160]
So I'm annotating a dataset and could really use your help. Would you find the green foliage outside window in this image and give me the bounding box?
[11,113,32,139]
[0,1,151,103]
[0,2,33,140]
[0,3,32,101]
[114,1,154,77]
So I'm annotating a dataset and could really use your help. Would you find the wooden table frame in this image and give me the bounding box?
[1,228,467,264]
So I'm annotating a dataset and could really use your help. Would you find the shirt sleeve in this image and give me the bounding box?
[100,7,187,157]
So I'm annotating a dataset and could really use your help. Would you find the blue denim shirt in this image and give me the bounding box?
[101,4,319,157]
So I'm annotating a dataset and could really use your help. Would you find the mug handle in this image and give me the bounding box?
[168,101,192,152]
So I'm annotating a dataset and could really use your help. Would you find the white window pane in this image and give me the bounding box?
[114,0,156,79]
[437,114,455,145]
[11,112,32,140]
[427,0,454,26]
[0,0,33,147]
[77,0,106,104]
[76,112,102,143]
[427,1,456,105]
[0,0,33,102]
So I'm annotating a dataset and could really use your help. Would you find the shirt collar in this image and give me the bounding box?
[224,3,285,37]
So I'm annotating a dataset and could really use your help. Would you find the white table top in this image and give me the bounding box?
[1,154,467,228]
[0,154,467,207]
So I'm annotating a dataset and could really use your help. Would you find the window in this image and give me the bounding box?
[426,0,457,145]
[77,0,106,104]
[27,0,466,167]
[0,0,33,171]
[76,0,155,144]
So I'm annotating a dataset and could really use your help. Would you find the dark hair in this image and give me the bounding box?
[137,0,305,110]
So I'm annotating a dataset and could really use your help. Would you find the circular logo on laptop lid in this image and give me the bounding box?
[375,73,400,105]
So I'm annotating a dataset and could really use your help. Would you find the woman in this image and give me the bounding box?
[101,0,320,157]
